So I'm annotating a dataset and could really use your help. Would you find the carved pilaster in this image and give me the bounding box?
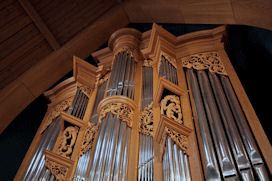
[182,52,227,75]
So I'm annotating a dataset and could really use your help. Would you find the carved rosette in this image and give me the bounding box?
[98,102,134,127]
[182,52,227,75]
[166,127,189,154]
[55,126,79,159]
[160,95,183,124]
[80,122,98,156]
[45,158,68,181]
[140,103,154,136]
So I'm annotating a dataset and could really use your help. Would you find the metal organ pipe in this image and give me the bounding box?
[186,68,270,180]
[159,56,178,85]
[163,137,191,181]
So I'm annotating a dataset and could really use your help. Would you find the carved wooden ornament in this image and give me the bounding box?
[160,95,183,124]
[140,102,154,136]
[165,127,189,154]
[182,52,227,75]
[80,122,98,156]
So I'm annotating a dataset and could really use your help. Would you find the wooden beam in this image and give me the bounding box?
[18,0,60,50]
[0,5,129,134]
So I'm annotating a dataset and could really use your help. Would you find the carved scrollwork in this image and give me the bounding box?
[182,52,227,75]
[80,122,98,156]
[55,126,79,158]
[166,127,189,154]
[45,158,68,181]
[98,102,133,127]
[161,95,183,124]
[140,103,154,136]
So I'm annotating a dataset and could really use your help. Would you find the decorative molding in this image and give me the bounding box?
[80,122,98,156]
[55,126,79,159]
[165,127,189,154]
[140,102,154,136]
[160,95,183,124]
[182,52,227,75]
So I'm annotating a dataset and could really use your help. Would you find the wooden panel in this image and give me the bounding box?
[29,0,117,44]
[0,38,52,89]
[0,5,129,134]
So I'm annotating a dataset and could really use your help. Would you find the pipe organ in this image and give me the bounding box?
[15,24,271,181]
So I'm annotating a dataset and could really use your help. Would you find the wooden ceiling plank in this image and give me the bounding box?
[0,5,129,134]
[18,0,60,50]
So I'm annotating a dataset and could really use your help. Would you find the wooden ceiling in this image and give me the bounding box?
[0,0,272,133]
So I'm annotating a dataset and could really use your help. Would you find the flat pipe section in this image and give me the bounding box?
[86,113,130,181]
[23,118,60,180]
[107,51,136,99]
[209,72,254,180]
[220,76,270,180]
[186,69,221,180]
[163,137,191,181]
[69,88,89,119]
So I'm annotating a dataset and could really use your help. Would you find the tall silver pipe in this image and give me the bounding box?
[220,76,270,180]
[173,143,181,181]
[197,70,237,179]
[186,69,221,180]
[208,72,253,179]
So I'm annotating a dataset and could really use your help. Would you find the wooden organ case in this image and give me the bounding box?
[15,24,272,181]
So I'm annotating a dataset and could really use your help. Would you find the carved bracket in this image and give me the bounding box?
[182,52,227,75]
[80,122,98,156]
[97,96,136,127]
[140,102,154,136]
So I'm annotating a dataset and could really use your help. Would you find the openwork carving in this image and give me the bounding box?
[45,158,68,181]
[140,103,154,136]
[166,127,189,154]
[80,122,98,156]
[99,103,134,127]
[55,126,79,158]
[161,95,183,124]
[182,52,227,75]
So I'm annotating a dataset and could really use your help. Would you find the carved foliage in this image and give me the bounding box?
[80,122,98,156]
[161,95,183,124]
[182,52,227,75]
[99,103,133,127]
[140,103,153,136]
[45,158,68,181]
[166,127,189,154]
[55,126,79,158]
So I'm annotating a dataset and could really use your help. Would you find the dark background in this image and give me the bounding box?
[0,23,272,180]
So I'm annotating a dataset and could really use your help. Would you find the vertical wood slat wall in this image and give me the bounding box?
[15,25,271,180]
